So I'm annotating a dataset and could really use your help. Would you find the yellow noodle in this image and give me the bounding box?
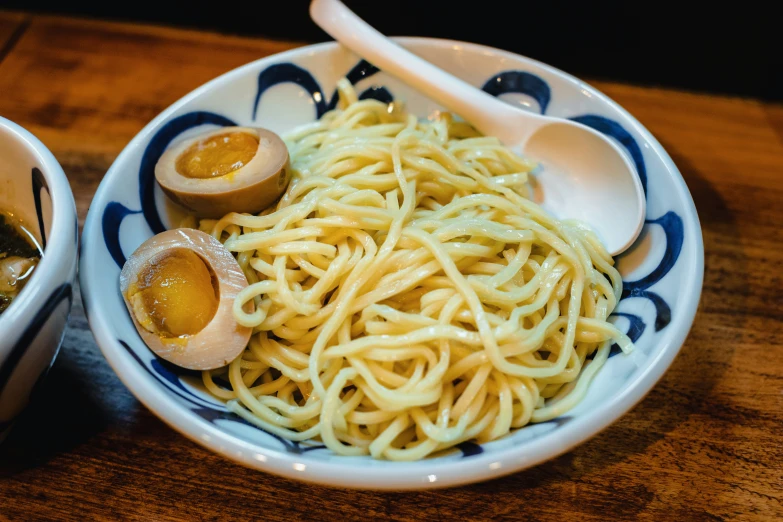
[200,78,632,460]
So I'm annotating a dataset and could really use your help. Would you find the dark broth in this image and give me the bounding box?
[0,213,42,314]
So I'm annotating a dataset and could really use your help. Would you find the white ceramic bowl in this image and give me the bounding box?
[0,117,78,441]
[80,39,704,489]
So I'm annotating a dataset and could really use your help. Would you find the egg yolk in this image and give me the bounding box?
[128,249,219,337]
[175,132,259,179]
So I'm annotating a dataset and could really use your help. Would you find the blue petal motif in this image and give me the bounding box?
[358,86,394,105]
[569,114,648,196]
[618,212,684,332]
[254,63,328,120]
[191,406,327,454]
[253,59,389,121]
[31,167,49,250]
[623,212,685,293]
[481,71,551,115]
[101,202,141,268]
[327,59,380,110]
[456,441,483,456]
[101,111,237,268]
[188,406,326,454]
[609,312,646,357]
[633,290,672,332]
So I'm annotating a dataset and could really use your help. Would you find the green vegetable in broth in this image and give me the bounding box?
[0,214,41,314]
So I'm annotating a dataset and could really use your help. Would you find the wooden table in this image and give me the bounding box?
[1,12,781,521]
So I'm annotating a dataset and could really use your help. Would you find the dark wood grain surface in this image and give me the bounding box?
[0,12,781,522]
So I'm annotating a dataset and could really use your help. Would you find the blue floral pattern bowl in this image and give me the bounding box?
[80,39,704,489]
[0,117,78,441]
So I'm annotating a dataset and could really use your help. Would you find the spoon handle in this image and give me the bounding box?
[310,0,536,145]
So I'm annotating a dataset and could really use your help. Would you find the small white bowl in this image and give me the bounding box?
[81,39,704,489]
[0,117,78,440]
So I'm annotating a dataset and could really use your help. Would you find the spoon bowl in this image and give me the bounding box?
[310,0,645,255]
[524,120,646,253]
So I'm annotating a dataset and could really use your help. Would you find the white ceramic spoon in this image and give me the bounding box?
[310,0,645,255]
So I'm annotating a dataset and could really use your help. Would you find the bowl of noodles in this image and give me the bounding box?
[80,39,704,489]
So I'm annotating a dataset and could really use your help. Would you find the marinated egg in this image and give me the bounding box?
[155,126,290,218]
[119,228,252,370]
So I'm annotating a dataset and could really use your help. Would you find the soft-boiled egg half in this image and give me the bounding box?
[155,126,290,218]
[121,125,288,369]
[120,228,252,370]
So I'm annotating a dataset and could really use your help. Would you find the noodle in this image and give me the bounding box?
[197,79,632,460]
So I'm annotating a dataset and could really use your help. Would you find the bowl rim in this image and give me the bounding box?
[0,117,78,346]
[80,37,704,490]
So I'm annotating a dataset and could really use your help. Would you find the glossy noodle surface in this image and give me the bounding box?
[196,79,632,460]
